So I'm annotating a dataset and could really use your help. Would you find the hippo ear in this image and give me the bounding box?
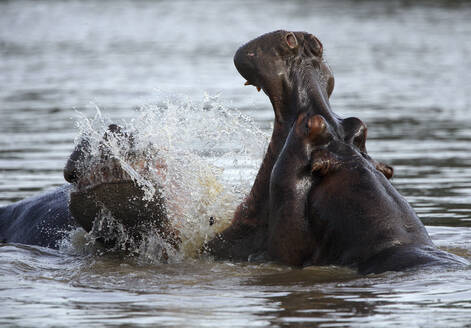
[375,162,394,179]
[305,34,323,57]
[285,32,298,49]
[343,117,367,153]
[311,154,339,176]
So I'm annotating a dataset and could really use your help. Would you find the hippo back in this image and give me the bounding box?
[0,184,76,248]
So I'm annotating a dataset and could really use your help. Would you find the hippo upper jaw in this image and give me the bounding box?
[71,157,136,193]
[63,124,173,241]
[234,30,335,127]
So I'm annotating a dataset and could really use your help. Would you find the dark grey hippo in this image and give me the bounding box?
[206,30,393,261]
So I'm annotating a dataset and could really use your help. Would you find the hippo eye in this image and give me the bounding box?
[285,33,298,49]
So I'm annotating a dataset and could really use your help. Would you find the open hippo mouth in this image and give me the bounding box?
[233,30,393,179]
[205,30,393,262]
[64,126,173,242]
[234,30,335,126]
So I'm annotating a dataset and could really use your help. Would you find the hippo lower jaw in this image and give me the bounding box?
[69,176,181,254]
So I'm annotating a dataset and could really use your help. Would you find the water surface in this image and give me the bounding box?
[1,0,471,327]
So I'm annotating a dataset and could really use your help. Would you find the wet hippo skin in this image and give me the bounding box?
[0,185,75,248]
[268,113,469,274]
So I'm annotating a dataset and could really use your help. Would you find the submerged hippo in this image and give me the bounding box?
[268,113,469,274]
[0,184,74,248]
[0,124,177,249]
[207,30,393,260]
[64,124,179,249]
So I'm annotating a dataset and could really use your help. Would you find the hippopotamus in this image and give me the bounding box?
[1,30,465,274]
[206,30,393,260]
[268,112,469,274]
[64,124,179,249]
[0,124,177,250]
[0,184,75,248]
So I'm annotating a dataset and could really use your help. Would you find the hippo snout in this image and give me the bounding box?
[63,136,91,183]
[64,163,78,183]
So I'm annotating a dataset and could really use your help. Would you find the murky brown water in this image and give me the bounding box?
[1,0,471,327]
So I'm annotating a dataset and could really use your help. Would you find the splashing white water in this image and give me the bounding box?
[66,94,269,262]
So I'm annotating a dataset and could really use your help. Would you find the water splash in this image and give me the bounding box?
[67,94,269,262]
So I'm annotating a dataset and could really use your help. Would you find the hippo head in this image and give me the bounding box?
[64,125,176,247]
[234,30,334,126]
[296,114,393,180]
[268,112,437,271]
[234,30,392,179]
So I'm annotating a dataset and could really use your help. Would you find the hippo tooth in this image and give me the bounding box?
[256,86,261,92]
[244,81,250,86]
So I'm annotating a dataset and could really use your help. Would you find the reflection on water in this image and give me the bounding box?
[1,0,471,327]
[2,243,470,327]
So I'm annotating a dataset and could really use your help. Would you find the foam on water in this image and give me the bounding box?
[65,94,269,262]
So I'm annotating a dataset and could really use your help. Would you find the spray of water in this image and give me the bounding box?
[64,94,269,263]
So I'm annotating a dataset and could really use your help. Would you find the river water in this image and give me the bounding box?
[1,0,471,327]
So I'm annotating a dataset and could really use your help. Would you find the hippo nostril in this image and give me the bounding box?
[308,34,323,57]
